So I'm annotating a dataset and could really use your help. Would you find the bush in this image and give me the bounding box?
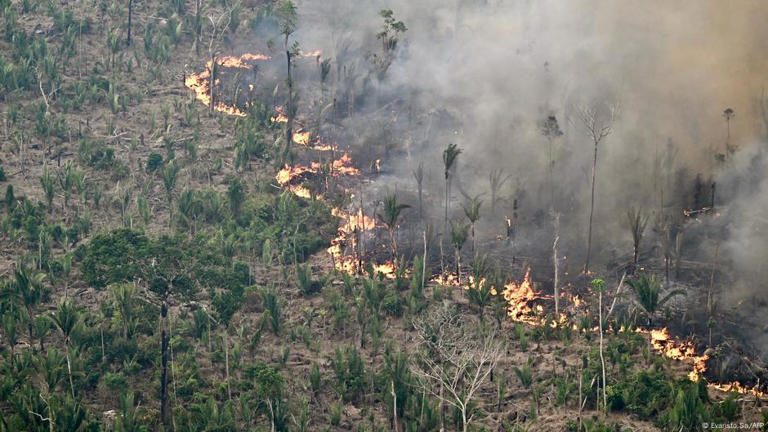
[146,153,163,172]
[381,291,403,317]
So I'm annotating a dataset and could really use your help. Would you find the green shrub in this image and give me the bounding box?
[146,153,163,172]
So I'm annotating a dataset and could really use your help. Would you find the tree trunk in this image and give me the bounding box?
[284,34,294,161]
[585,142,598,274]
[391,380,398,432]
[599,291,607,412]
[126,0,133,46]
[553,232,560,316]
[160,295,170,428]
[66,344,75,398]
[455,248,461,285]
[209,54,216,112]
[224,331,231,401]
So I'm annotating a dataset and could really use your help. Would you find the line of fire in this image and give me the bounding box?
[185,48,768,409]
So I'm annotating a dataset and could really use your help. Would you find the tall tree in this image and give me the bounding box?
[463,196,482,253]
[9,263,47,351]
[48,299,81,399]
[539,114,563,210]
[442,144,462,231]
[275,0,298,162]
[577,104,617,274]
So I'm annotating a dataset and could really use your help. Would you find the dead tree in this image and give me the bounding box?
[412,307,504,432]
[576,103,617,274]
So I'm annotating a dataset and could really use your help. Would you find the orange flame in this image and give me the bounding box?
[184,54,270,116]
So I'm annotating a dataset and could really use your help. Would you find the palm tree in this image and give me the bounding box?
[48,299,81,398]
[626,207,649,269]
[275,0,298,161]
[10,263,47,350]
[463,197,482,253]
[110,283,135,340]
[466,255,492,320]
[378,194,410,260]
[488,169,510,213]
[449,221,469,284]
[161,161,180,226]
[626,274,684,326]
[442,144,462,230]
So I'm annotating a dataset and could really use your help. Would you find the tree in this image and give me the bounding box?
[126,0,133,46]
[412,307,503,432]
[161,160,180,226]
[227,177,245,217]
[577,104,617,274]
[110,282,135,340]
[247,362,284,432]
[274,0,298,162]
[378,194,410,260]
[8,263,47,351]
[412,162,424,220]
[48,299,81,399]
[539,114,563,210]
[626,206,649,269]
[590,278,607,413]
[442,143,462,230]
[374,9,407,79]
[463,196,482,253]
[449,221,469,284]
[626,274,684,326]
[488,169,510,213]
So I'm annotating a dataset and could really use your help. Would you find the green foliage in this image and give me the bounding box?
[626,274,684,325]
[260,285,282,335]
[331,346,366,403]
[513,357,534,389]
[146,153,163,173]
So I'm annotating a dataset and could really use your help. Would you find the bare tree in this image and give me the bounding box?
[576,103,618,274]
[412,307,504,432]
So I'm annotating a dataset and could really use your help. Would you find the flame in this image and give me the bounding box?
[501,268,544,325]
[302,50,322,57]
[637,327,765,397]
[184,54,270,116]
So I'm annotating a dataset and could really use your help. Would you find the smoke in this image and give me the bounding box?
[281,0,768,347]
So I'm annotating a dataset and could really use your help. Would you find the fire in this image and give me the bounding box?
[294,130,311,145]
[302,50,322,57]
[637,327,766,397]
[184,53,270,116]
[501,268,543,325]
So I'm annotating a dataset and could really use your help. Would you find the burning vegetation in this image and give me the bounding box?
[5,0,768,430]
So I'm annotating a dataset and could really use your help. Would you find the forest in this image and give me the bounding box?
[0,0,767,431]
